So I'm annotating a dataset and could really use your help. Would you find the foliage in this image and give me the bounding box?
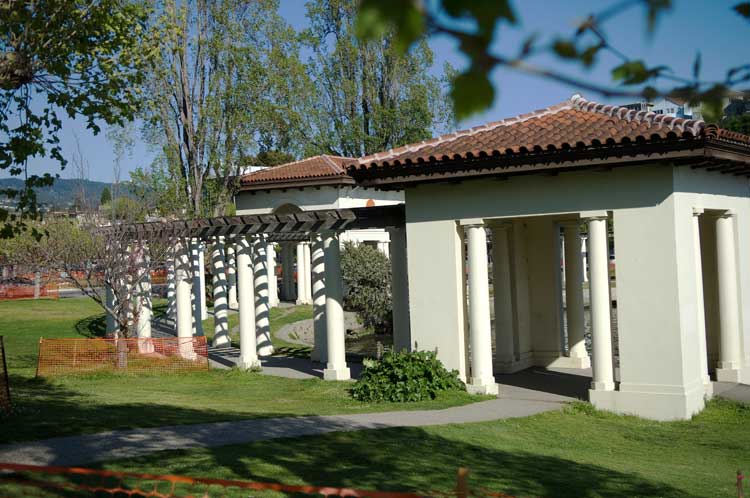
[723,113,750,135]
[0,0,153,235]
[301,0,454,157]
[341,242,391,333]
[140,0,308,217]
[129,158,186,218]
[254,150,296,167]
[99,197,148,222]
[99,187,112,206]
[356,1,750,120]
[351,349,464,402]
[0,216,165,337]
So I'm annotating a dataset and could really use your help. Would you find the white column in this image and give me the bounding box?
[389,227,411,352]
[190,239,204,337]
[581,236,589,282]
[323,232,350,380]
[198,241,207,320]
[378,241,390,259]
[491,224,514,371]
[563,222,590,368]
[135,244,152,339]
[303,242,313,303]
[166,248,176,321]
[465,223,498,395]
[254,236,274,356]
[692,209,712,395]
[296,242,307,304]
[237,236,261,370]
[715,211,743,382]
[211,237,230,347]
[227,244,238,309]
[105,283,117,334]
[266,242,278,307]
[281,243,295,301]
[311,235,327,363]
[588,216,614,391]
[175,239,193,340]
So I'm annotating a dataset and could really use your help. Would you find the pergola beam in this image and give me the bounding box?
[103,205,405,241]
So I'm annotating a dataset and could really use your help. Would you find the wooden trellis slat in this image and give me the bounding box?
[101,205,404,242]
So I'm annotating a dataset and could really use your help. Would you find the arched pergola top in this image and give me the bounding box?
[106,204,405,242]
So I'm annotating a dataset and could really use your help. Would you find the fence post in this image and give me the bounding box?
[0,336,10,414]
[457,467,470,498]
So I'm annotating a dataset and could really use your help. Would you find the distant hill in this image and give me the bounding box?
[0,178,121,209]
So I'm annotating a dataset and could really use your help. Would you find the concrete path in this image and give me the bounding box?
[0,398,563,467]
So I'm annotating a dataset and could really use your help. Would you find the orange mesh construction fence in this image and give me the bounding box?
[0,463,438,498]
[0,283,58,300]
[36,337,209,377]
[0,336,10,414]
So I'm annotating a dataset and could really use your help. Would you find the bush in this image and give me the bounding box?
[341,242,392,333]
[351,350,465,402]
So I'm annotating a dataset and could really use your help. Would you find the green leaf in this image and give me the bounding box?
[612,60,666,85]
[552,40,578,59]
[450,69,495,120]
[734,2,750,18]
[356,0,425,52]
[692,52,701,80]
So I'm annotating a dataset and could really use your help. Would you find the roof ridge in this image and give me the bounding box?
[357,101,573,165]
[569,94,706,136]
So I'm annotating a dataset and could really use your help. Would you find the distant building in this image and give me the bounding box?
[620,98,701,120]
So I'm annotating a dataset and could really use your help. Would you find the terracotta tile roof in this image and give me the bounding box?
[348,94,750,177]
[239,155,356,189]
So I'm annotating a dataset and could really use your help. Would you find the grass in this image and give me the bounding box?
[0,297,480,444]
[72,399,747,498]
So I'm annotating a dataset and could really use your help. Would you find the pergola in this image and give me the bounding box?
[108,204,408,380]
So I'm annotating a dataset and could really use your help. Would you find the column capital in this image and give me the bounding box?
[720,209,736,219]
[580,210,609,221]
[459,218,485,227]
[692,207,705,216]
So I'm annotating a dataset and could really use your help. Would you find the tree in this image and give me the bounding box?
[723,114,750,135]
[0,0,153,235]
[302,0,454,158]
[341,242,392,334]
[141,0,308,217]
[356,1,750,120]
[100,187,112,207]
[0,217,167,338]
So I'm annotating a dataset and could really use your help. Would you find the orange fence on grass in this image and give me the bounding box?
[0,283,58,300]
[36,337,209,377]
[0,336,10,414]
[0,463,435,498]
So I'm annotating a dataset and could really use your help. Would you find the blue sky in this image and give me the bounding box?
[12,0,749,183]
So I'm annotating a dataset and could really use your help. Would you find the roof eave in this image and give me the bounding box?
[238,175,356,192]
[351,139,750,188]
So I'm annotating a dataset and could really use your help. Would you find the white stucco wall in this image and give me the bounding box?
[403,163,750,420]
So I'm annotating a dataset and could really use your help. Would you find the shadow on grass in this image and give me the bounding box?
[102,424,703,498]
[74,313,106,338]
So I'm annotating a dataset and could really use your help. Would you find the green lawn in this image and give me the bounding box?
[87,399,748,498]
[0,298,479,444]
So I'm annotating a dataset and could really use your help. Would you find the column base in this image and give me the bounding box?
[716,367,742,383]
[212,335,231,348]
[237,358,261,370]
[296,299,312,305]
[257,344,275,357]
[703,380,714,399]
[590,380,615,391]
[550,354,591,370]
[466,380,499,396]
[323,367,351,381]
[589,380,705,421]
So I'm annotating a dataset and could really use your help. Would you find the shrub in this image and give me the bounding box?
[341,241,392,333]
[351,350,464,402]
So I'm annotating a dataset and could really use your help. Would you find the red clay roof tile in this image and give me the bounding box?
[349,94,750,173]
[239,155,355,187]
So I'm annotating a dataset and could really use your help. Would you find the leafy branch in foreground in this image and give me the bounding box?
[0,0,153,235]
[357,0,750,120]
